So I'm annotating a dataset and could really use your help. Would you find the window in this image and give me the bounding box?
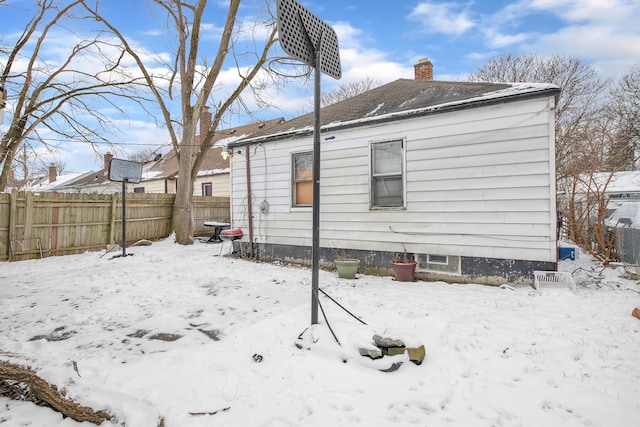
[133,187,145,193]
[371,140,404,208]
[292,152,313,206]
[202,182,212,196]
[417,254,461,275]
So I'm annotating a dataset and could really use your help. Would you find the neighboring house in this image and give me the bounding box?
[8,109,284,196]
[600,171,640,200]
[600,172,640,229]
[9,153,135,194]
[562,171,640,229]
[558,171,640,223]
[134,108,284,196]
[55,152,124,194]
[559,171,640,201]
[10,162,106,194]
[227,58,561,285]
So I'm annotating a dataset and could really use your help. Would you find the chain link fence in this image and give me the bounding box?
[610,226,640,264]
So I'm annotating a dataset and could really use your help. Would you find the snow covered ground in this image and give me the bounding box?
[1,236,639,427]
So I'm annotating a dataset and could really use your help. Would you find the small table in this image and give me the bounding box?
[203,221,230,242]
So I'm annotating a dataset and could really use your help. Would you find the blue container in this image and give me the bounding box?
[558,247,576,261]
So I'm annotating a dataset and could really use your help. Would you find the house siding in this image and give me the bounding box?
[229,95,557,284]
[194,174,230,197]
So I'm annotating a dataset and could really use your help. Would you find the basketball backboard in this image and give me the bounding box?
[108,158,142,183]
[276,0,341,79]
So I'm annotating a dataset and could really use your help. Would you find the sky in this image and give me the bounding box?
[1,0,640,175]
[1,236,640,426]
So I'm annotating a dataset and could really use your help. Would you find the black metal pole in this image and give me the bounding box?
[122,179,127,257]
[311,48,321,325]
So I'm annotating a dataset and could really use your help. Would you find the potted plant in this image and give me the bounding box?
[392,249,416,282]
[334,248,360,279]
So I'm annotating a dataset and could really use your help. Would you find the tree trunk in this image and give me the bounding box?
[172,126,197,245]
[173,175,194,244]
[0,360,111,424]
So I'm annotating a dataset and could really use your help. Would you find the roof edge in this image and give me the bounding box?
[231,85,560,147]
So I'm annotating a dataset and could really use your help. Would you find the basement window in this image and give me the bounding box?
[417,254,461,275]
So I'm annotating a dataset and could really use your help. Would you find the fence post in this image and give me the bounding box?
[9,190,18,242]
[50,192,59,256]
[109,193,117,244]
[24,191,34,239]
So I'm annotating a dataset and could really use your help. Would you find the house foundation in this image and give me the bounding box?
[232,242,555,286]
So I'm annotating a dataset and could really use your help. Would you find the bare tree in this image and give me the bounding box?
[468,54,610,181]
[82,0,279,244]
[0,0,150,191]
[607,63,640,170]
[559,114,618,263]
[301,77,381,113]
[34,158,67,178]
[128,148,162,164]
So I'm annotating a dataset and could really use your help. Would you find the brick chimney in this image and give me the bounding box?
[49,163,57,183]
[414,57,433,81]
[199,106,212,144]
[104,152,113,171]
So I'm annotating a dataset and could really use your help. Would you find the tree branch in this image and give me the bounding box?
[0,360,111,425]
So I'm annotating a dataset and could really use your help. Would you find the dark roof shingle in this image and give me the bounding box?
[233,79,560,145]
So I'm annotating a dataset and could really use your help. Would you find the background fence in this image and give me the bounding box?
[0,191,230,261]
[611,227,640,265]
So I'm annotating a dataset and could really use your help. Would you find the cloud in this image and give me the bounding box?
[482,28,535,49]
[466,0,640,77]
[330,22,412,82]
[510,0,640,76]
[522,0,632,24]
[408,2,475,36]
[140,29,163,37]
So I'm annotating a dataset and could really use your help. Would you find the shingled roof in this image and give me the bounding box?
[231,78,560,146]
[142,117,285,180]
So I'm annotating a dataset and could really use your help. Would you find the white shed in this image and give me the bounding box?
[228,73,560,285]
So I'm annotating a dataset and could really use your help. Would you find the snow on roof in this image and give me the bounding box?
[604,171,640,193]
[215,134,249,147]
[321,82,556,129]
[197,168,230,177]
[236,79,559,145]
[141,170,164,180]
[21,172,86,192]
[577,171,640,194]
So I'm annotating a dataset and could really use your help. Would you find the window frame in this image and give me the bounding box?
[416,253,461,276]
[202,182,212,197]
[291,151,313,208]
[369,139,406,209]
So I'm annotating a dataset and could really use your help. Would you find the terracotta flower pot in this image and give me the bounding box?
[336,259,360,279]
[392,260,416,282]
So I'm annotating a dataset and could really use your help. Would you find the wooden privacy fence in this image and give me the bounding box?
[0,191,230,261]
[192,195,231,236]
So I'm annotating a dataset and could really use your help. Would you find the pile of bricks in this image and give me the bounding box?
[359,334,426,372]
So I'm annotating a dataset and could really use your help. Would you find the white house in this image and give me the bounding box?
[10,156,120,194]
[10,110,285,197]
[134,111,284,197]
[227,59,561,285]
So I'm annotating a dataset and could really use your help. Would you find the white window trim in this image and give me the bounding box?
[416,253,461,276]
[369,138,407,210]
[202,182,212,196]
[291,150,313,208]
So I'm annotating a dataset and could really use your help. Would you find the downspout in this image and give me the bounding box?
[245,144,254,258]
